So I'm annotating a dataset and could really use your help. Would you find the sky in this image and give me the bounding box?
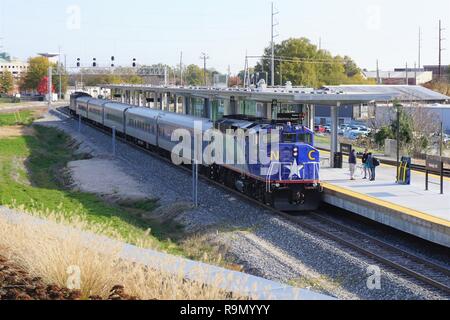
[0,0,449,74]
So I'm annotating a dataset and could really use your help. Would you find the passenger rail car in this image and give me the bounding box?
[71,94,322,212]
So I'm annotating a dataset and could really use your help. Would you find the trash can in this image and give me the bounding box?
[398,156,412,185]
[334,152,343,169]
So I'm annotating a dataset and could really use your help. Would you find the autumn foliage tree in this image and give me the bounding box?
[255,38,374,87]
[37,76,55,95]
[0,70,14,94]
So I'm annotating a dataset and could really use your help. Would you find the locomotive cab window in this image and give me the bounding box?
[297,133,312,144]
[283,133,297,143]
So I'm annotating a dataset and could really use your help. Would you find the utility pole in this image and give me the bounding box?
[279,61,282,86]
[418,27,422,69]
[47,66,53,109]
[243,52,249,88]
[440,121,444,157]
[405,62,409,85]
[180,51,183,86]
[376,59,380,84]
[58,46,62,100]
[271,2,279,87]
[438,20,445,81]
[200,52,210,87]
[414,62,417,85]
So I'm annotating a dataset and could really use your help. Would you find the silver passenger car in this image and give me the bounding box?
[87,99,109,124]
[125,108,161,146]
[156,112,213,154]
[75,96,91,118]
[103,102,133,133]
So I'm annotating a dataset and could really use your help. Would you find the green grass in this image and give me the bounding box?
[0,125,184,255]
[0,110,36,126]
[0,124,241,270]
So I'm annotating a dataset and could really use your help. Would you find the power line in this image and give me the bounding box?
[247,55,348,65]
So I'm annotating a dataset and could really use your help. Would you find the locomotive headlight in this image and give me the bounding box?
[293,152,298,157]
[293,147,299,152]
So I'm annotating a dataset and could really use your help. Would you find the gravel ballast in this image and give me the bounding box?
[32,109,449,300]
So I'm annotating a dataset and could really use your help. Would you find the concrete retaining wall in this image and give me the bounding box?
[0,207,334,300]
[323,188,450,248]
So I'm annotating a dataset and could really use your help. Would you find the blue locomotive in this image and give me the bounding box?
[70,94,322,212]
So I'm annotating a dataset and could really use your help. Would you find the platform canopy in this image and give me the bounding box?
[323,85,449,103]
[103,84,406,105]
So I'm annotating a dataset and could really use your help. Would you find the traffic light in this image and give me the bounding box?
[111,56,115,67]
[92,58,97,67]
[76,58,80,68]
[132,58,136,68]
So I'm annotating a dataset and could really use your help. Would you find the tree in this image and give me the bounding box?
[0,70,14,94]
[254,38,372,87]
[343,56,361,78]
[228,76,242,87]
[21,56,52,92]
[390,105,413,146]
[37,76,55,95]
[184,64,205,86]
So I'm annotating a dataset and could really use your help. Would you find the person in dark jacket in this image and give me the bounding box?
[362,149,369,179]
[367,153,376,181]
[349,149,357,180]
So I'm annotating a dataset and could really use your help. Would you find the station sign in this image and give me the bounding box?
[426,155,443,173]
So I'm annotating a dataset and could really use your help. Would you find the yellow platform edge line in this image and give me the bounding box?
[322,182,450,228]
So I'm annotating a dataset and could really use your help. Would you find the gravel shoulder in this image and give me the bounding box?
[33,108,449,300]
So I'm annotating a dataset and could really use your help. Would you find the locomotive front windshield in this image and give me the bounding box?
[282,132,312,144]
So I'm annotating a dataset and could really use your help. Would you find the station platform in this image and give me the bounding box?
[320,160,450,248]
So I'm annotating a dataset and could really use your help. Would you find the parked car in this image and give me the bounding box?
[314,125,326,133]
[338,124,349,135]
[344,126,370,140]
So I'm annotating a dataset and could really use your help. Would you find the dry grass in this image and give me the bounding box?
[0,126,35,138]
[0,209,253,300]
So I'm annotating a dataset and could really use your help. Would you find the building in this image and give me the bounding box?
[423,65,450,81]
[0,52,29,94]
[67,86,111,99]
[364,70,433,85]
[375,103,450,133]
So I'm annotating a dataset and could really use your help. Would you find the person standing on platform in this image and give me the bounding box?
[367,153,376,181]
[349,149,357,180]
[362,149,369,179]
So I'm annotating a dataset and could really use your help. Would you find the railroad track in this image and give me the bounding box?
[299,212,450,295]
[54,106,450,296]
